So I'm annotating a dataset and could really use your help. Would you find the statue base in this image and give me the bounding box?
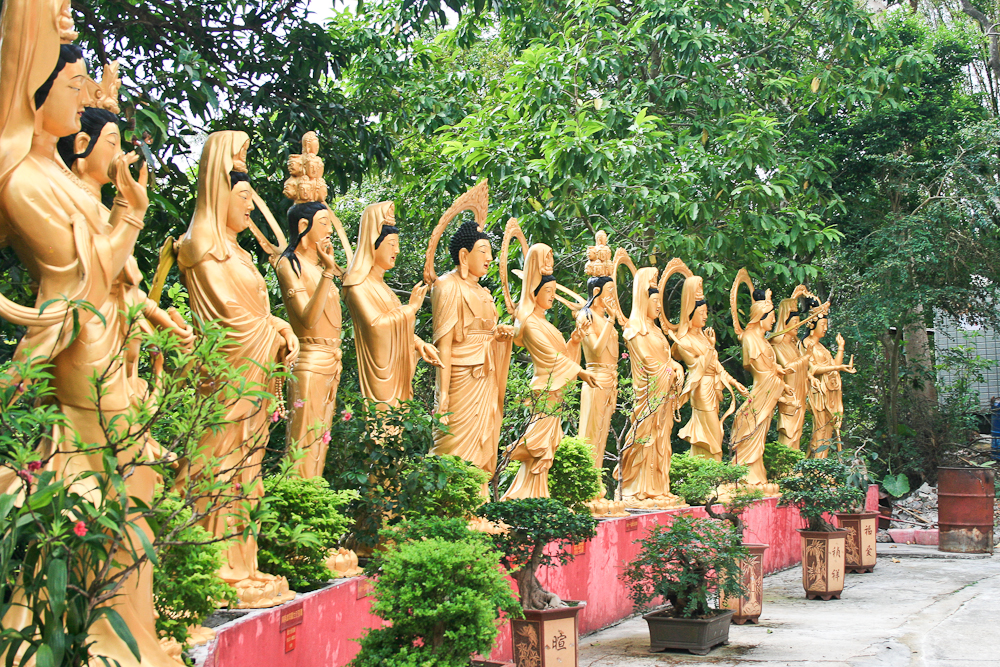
[622,494,688,510]
[159,626,216,659]
[229,574,296,609]
[586,498,630,518]
[326,548,364,578]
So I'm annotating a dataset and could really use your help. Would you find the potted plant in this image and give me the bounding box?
[835,448,878,573]
[479,498,598,667]
[673,457,766,624]
[621,515,748,655]
[777,458,866,600]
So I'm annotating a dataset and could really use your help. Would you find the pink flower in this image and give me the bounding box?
[26,460,42,473]
[73,521,87,537]
[16,470,34,484]
[293,399,305,409]
[322,431,332,445]
[341,411,352,422]
[271,410,281,423]
[621,352,629,360]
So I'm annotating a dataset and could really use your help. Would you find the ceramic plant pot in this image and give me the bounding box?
[835,512,878,573]
[799,529,848,600]
[721,543,768,624]
[511,601,585,667]
[642,608,735,655]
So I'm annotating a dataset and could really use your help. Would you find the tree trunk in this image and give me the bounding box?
[903,304,937,406]
[959,0,1000,94]
[513,566,564,611]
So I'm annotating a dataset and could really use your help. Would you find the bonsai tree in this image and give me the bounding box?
[479,498,598,610]
[352,517,520,667]
[673,459,764,532]
[777,458,867,531]
[548,436,603,512]
[762,441,805,481]
[621,516,748,617]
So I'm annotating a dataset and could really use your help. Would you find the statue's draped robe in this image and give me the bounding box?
[429,271,511,476]
[502,310,581,500]
[804,338,844,458]
[578,313,617,480]
[772,338,809,450]
[731,328,784,485]
[672,332,735,461]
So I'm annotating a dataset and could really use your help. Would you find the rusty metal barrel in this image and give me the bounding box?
[937,467,995,554]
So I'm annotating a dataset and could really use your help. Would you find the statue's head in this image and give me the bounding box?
[533,274,557,311]
[282,201,328,276]
[373,220,400,272]
[287,154,304,177]
[449,220,492,279]
[35,44,88,138]
[57,106,119,183]
[226,171,254,234]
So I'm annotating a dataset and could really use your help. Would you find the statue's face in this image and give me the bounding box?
[75,121,120,185]
[646,292,661,320]
[761,308,776,332]
[691,303,708,329]
[534,280,556,311]
[465,239,493,278]
[305,209,332,244]
[786,315,800,339]
[227,181,254,233]
[815,317,828,338]
[40,59,88,137]
[373,232,399,271]
[541,248,554,275]
[287,156,304,177]
[297,180,314,200]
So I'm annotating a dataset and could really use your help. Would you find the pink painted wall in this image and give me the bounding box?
[202,486,879,666]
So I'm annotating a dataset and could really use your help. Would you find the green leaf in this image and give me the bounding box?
[47,558,67,614]
[882,473,910,498]
[101,607,140,661]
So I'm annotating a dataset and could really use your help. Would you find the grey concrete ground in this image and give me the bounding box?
[579,545,1000,667]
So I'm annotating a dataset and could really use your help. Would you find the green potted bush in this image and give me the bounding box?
[777,458,866,600]
[548,436,603,513]
[621,515,748,655]
[479,498,598,667]
[352,517,520,667]
[673,459,766,624]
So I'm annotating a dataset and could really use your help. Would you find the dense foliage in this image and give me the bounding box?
[672,458,763,530]
[548,436,602,511]
[398,454,488,520]
[777,458,867,531]
[621,516,748,618]
[762,441,806,482]
[257,475,357,591]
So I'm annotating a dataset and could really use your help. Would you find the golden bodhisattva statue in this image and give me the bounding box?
[769,287,813,450]
[501,237,599,500]
[422,183,513,484]
[343,202,441,406]
[663,260,747,462]
[175,130,298,609]
[576,232,619,495]
[729,270,792,491]
[615,260,685,508]
[275,202,343,477]
[802,297,856,458]
[0,2,182,663]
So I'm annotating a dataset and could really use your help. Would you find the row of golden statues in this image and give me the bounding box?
[0,3,855,663]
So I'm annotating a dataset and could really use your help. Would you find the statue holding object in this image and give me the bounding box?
[662,259,747,461]
[175,130,297,609]
[769,285,814,451]
[802,297,856,458]
[423,181,513,486]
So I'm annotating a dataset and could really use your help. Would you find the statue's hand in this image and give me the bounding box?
[407,282,429,314]
[437,394,450,421]
[109,150,149,213]
[836,333,845,349]
[494,324,515,341]
[280,328,299,367]
[166,307,195,351]
[317,238,338,271]
[705,327,716,344]
[579,369,601,388]
[734,381,749,397]
[418,340,443,367]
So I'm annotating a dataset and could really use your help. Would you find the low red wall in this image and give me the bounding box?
[200,486,879,666]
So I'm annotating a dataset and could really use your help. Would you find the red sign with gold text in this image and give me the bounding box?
[279,601,304,632]
[625,518,639,532]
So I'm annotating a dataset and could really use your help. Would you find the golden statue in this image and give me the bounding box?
[662,259,747,461]
[613,258,685,508]
[0,2,181,663]
[576,232,619,494]
[275,202,343,477]
[498,221,599,500]
[422,182,512,484]
[342,201,442,406]
[769,286,813,450]
[283,131,328,205]
[729,270,792,490]
[802,297,855,458]
[175,130,297,609]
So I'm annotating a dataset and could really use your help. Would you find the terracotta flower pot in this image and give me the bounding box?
[511,601,585,667]
[721,543,768,624]
[798,529,848,600]
[642,608,735,655]
[835,512,878,573]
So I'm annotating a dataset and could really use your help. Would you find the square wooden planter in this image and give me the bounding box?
[721,543,768,624]
[511,601,585,667]
[798,529,848,600]
[642,608,735,655]
[835,512,878,573]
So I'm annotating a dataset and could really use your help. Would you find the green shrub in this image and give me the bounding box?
[257,475,357,590]
[621,516,748,618]
[763,441,805,480]
[776,458,867,531]
[351,537,520,667]
[479,498,597,610]
[154,495,237,644]
[549,436,602,510]
[672,458,763,530]
[669,452,715,499]
[398,454,488,520]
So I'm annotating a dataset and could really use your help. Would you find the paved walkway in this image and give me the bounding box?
[578,545,1000,666]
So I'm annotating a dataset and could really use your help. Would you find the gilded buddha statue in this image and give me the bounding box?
[802,297,855,458]
[769,287,812,451]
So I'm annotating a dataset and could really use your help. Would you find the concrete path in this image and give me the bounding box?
[578,545,1000,666]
